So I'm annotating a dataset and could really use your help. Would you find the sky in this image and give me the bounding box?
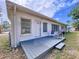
[53,2,78,23]
[0,0,79,24]
[0,0,8,24]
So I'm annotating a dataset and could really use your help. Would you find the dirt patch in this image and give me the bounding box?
[0,32,79,59]
[0,48,25,59]
[0,33,25,59]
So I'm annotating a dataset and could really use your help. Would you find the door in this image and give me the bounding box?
[35,20,41,37]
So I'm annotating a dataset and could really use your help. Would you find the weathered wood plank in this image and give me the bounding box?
[21,44,33,59]
[55,42,65,49]
[21,36,65,59]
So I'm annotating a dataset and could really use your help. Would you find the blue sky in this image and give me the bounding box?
[0,0,8,23]
[53,2,78,23]
[0,0,79,24]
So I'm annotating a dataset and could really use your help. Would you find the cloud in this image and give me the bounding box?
[66,0,79,6]
[55,18,60,21]
[9,0,79,18]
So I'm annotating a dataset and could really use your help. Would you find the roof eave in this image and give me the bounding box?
[7,0,66,26]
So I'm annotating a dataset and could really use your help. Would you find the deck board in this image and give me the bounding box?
[21,36,65,59]
[55,42,65,49]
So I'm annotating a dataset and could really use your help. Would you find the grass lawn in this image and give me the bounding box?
[47,31,79,59]
[0,33,25,59]
[0,34,10,50]
[0,32,79,59]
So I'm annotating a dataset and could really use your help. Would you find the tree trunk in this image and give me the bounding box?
[0,28,1,33]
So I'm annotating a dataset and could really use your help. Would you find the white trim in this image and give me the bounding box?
[7,0,66,26]
[20,17,32,36]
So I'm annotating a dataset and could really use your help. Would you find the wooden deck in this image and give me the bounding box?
[55,42,65,49]
[21,36,65,59]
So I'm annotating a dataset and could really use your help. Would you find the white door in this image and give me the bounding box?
[35,20,41,37]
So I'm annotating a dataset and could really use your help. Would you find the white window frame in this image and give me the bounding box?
[21,18,31,35]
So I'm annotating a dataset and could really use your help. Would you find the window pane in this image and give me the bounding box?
[43,23,47,32]
[51,24,54,34]
[21,18,31,34]
[51,24,59,34]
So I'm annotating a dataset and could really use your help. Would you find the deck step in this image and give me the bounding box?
[21,37,65,59]
[55,42,65,49]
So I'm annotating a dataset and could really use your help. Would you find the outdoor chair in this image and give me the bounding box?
[52,31,64,39]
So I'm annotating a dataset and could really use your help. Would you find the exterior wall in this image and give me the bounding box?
[8,9,65,47]
[17,11,59,41]
[8,9,17,47]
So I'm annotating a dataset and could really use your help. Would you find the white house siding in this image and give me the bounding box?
[17,11,54,41]
[8,9,64,47]
[8,9,18,47]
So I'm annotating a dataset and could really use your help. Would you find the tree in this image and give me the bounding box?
[3,21,9,29]
[66,20,71,26]
[69,4,79,30]
[69,5,79,20]
[2,21,10,32]
[0,24,2,33]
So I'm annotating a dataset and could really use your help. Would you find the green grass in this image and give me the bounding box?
[55,31,79,59]
[0,34,25,59]
[0,34,11,51]
[0,32,79,59]
[65,32,79,50]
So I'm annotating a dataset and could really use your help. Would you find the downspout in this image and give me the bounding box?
[40,21,41,36]
[13,4,17,47]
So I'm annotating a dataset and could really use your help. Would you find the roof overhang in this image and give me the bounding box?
[6,0,67,26]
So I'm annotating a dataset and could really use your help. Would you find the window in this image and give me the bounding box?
[21,18,31,34]
[56,25,59,31]
[51,24,54,34]
[51,24,59,33]
[54,25,59,31]
[43,22,47,32]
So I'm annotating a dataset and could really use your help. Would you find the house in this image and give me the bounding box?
[6,0,66,59]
